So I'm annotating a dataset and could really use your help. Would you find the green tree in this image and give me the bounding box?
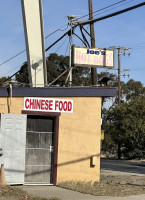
[16,53,91,86]
[0,76,10,85]
[121,79,145,102]
[15,62,29,84]
[102,97,145,159]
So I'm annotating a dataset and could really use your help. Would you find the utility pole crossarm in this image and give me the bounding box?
[110,46,129,106]
[70,2,145,26]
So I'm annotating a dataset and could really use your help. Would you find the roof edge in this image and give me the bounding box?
[0,87,117,97]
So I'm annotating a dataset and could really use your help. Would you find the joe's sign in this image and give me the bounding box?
[24,97,73,113]
[72,46,114,68]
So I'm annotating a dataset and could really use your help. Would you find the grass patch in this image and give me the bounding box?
[0,186,59,200]
[58,175,145,197]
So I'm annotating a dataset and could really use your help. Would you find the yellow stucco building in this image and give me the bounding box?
[0,87,116,185]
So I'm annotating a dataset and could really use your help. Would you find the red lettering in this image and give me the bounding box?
[63,101,67,111]
[81,53,86,63]
[109,53,113,66]
[40,100,44,110]
[76,50,81,63]
[59,101,63,111]
[49,100,53,110]
[55,101,59,110]
[99,56,103,65]
[68,102,72,111]
[33,99,37,109]
[87,55,90,64]
[94,56,99,65]
[45,100,49,110]
[29,99,34,109]
[25,99,29,109]
[36,100,41,109]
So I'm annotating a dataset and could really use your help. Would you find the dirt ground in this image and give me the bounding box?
[1,173,145,199]
[58,173,145,197]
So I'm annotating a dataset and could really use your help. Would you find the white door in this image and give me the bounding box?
[0,113,27,184]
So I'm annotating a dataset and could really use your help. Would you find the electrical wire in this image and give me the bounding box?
[75,0,131,21]
[93,0,137,18]
[65,41,69,56]
[73,2,145,26]
[0,0,138,69]
[119,42,145,46]
[2,1,145,82]
[55,36,68,53]
[45,24,69,39]
[0,50,25,66]
[0,65,21,77]
[0,25,69,68]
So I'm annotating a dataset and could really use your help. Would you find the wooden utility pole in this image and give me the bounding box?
[88,0,97,85]
[118,48,121,106]
[110,46,129,106]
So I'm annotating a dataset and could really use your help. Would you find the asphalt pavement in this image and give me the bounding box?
[101,158,145,175]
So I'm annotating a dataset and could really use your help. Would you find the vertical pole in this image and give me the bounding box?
[88,0,97,85]
[69,22,73,87]
[118,48,121,106]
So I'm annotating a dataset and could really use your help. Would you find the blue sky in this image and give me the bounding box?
[0,0,145,86]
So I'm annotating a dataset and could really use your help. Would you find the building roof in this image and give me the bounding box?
[0,87,117,97]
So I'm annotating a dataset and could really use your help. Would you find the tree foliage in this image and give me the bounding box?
[121,79,145,101]
[15,62,29,84]
[0,77,10,85]
[102,78,145,159]
[16,53,91,86]
[103,97,145,159]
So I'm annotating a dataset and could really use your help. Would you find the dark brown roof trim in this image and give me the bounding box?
[0,87,117,97]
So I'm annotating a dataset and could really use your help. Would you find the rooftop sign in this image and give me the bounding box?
[72,46,114,68]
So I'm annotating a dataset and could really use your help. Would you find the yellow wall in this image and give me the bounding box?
[0,96,101,182]
[58,97,101,182]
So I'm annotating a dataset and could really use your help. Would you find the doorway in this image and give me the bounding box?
[25,115,54,184]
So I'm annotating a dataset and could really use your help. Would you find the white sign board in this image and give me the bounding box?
[72,46,114,68]
[24,97,73,113]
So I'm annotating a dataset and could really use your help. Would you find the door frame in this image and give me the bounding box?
[22,110,60,185]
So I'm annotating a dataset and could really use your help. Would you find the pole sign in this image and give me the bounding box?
[24,97,73,113]
[72,46,114,68]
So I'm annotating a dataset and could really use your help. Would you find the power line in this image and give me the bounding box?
[0,65,21,77]
[93,0,136,18]
[65,41,69,56]
[72,2,145,26]
[45,25,69,39]
[2,1,145,83]
[0,1,141,70]
[0,25,69,68]
[0,50,25,66]
[119,42,145,46]
[75,0,129,21]
[55,36,68,53]
[45,28,72,52]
